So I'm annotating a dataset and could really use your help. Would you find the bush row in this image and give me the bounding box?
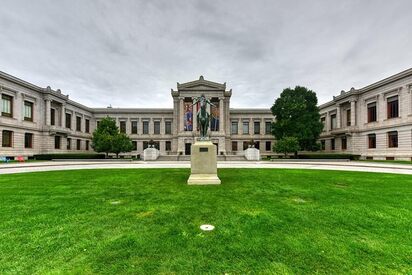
[34,153,106,160]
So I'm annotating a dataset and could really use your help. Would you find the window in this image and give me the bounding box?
[154,121,160,134]
[2,130,12,147]
[143,121,149,134]
[131,121,138,134]
[320,117,326,131]
[367,102,377,122]
[77,139,81,150]
[242,121,249,134]
[321,140,325,150]
[132,141,137,151]
[143,141,149,149]
[51,108,56,126]
[265,121,272,135]
[24,101,33,121]
[54,136,61,149]
[76,116,81,131]
[387,96,399,119]
[368,134,376,149]
[86,140,89,150]
[67,138,71,150]
[388,131,398,148]
[254,141,260,150]
[65,113,72,129]
[232,141,238,151]
[120,121,126,133]
[24,133,33,148]
[85,119,90,133]
[165,121,172,135]
[96,121,100,127]
[231,121,238,134]
[165,141,171,151]
[265,141,271,151]
[254,121,260,135]
[341,137,347,150]
[331,138,335,150]
[346,109,351,126]
[330,114,337,130]
[243,141,249,150]
[1,94,12,117]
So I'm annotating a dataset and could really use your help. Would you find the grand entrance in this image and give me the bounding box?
[185,143,191,155]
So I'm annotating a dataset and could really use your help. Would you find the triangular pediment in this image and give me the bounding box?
[177,76,226,91]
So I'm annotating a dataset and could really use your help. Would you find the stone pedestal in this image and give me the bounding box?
[187,140,221,185]
[143,147,160,161]
[244,148,260,161]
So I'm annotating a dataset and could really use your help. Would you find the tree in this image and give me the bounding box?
[271,86,324,151]
[273,137,300,158]
[91,117,133,158]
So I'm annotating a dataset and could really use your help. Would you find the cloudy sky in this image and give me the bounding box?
[1,0,411,108]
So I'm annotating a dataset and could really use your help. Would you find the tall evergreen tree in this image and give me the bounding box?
[271,86,323,151]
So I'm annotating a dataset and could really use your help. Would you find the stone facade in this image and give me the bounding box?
[0,73,275,158]
[319,68,412,160]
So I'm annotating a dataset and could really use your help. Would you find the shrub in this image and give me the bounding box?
[34,153,106,160]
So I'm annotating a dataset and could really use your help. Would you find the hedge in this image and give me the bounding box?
[34,153,106,160]
[297,153,361,160]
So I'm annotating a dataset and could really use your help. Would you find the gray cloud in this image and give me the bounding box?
[0,0,411,109]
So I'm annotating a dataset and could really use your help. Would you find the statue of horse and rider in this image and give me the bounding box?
[192,94,215,140]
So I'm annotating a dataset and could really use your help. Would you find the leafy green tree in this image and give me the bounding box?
[91,117,133,158]
[111,133,133,158]
[273,137,300,158]
[271,86,324,151]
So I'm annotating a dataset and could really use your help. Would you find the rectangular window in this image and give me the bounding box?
[254,121,260,135]
[65,113,72,129]
[76,116,81,131]
[368,134,376,149]
[132,141,137,151]
[143,141,149,149]
[165,121,172,135]
[243,141,249,150]
[331,138,335,150]
[54,136,61,149]
[367,102,377,123]
[154,121,160,134]
[86,140,89,150]
[96,121,100,127]
[346,109,351,126]
[85,119,90,133]
[254,141,260,150]
[265,141,271,151]
[242,121,249,134]
[2,130,12,147]
[388,131,398,148]
[143,121,149,134]
[67,138,71,150]
[1,94,12,117]
[77,139,81,150]
[24,133,33,148]
[387,96,399,119]
[24,101,33,121]
[330,114,337,130]
[120,121,126,133]
[232,141,238,151]
[341,137,347,150]
[165,141,171,151]
[131,121,138,134]
[231,121,238,134]
[320,117,326,131]
[265,121,272,135]
[51,108,56,126]
[321,140,325,150]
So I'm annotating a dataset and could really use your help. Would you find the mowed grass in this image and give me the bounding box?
[0,169,411,274]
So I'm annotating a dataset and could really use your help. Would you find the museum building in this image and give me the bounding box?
[1,68,412,160]
[0,73,275,159]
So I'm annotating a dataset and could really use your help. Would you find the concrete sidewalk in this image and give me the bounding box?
[1,160,412,175]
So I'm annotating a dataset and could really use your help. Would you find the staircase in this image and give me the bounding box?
[156,154,247,161]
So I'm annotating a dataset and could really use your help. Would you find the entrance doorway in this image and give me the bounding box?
[185,143,191,155]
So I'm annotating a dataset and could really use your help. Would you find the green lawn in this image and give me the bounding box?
[0,169,411,274]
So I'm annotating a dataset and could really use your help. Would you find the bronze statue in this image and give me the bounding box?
[192,94,215,139]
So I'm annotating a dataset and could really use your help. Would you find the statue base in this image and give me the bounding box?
[187,140,221,185]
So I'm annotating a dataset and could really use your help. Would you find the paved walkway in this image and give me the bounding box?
[1,160,412,175]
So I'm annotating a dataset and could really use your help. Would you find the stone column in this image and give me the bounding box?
[192,99,197,132]
[350,100,356,126]
[45,99,51,126]
[61,104,65,127]
[336,105,341,129]
[179,97,184,132]
[14,92,22,121]
[238,119,242,135]
[219,97,224,133]
[249,118,253,136]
